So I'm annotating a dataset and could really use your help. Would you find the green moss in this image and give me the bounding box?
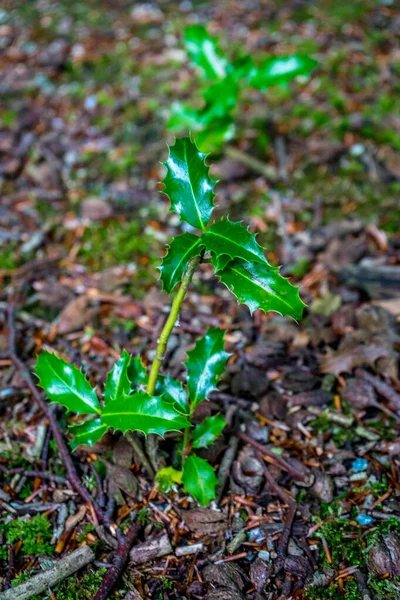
[2,515,53,557]
[315,519,364,569]
[11,568,106,600]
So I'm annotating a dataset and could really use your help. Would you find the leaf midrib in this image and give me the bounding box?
[48,362,100,414]
[168,237,202,285]
[184,142,206,232]
[229,263,293,312]
[204,229,266,262]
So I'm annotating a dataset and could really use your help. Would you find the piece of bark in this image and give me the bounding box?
[0,545,94,600]
[182,508,228,535]
[129,534,172,565]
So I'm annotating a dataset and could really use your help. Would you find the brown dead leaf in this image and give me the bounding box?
[182,508,228,534]
[56,295,97,334]
[320,342,390,375]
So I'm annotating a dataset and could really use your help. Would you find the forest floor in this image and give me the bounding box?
[1,1,400,599]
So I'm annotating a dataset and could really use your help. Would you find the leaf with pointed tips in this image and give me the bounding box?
[217,259,306,320]
[250,55,318,90]
[185,328,230,409]
[162,137,216,231]
[192,415,226,449]
[69,418,108,450]
[158,375,189,414]
[35,351,100,415]
[101,390,190,436]
[104,350,131,405]
[183,25,228,80]
[182,455,218,506]
[203,218,267,271]
[128,355,147,390]
[159,233,204,293]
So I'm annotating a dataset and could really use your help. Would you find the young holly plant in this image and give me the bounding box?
[168,25,318,151]
[34,136,305,506]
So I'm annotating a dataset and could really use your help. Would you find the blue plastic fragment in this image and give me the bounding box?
[352,458,368,473]
[356,514,375,526]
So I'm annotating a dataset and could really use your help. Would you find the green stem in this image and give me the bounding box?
[146,255,201,471]
[146,255,201,395]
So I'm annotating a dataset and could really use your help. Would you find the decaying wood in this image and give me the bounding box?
[0,546,94,600]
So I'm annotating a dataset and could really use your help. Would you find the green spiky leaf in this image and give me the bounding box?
[104,350,131,405]
[217,259,305,320]
[156,466,183,492]
[101,390,190,436]
[185,328,230,409]
[203,218,267,271]
[192,415,226,449]
[162,137,216,231]
[183,24,228,80]
[249,55,318,90]
[128,355,147,390]
[69,418,108,450]
[158,375,189,414]
[159,232,203,293]
[182,455,218,506]
[35,351,100,415]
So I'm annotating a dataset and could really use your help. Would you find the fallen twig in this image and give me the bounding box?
[0,545,94,600]
[93,521,140,600]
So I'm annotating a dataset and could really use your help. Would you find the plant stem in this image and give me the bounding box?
[147,255,201,395]
[146,255,202,470]
[225,145,278,181]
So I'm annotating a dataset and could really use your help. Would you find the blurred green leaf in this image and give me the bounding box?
[184,24,228,80]
[249,55,318,90]
[156,466,183,492]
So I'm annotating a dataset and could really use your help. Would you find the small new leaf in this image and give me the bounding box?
[35,351,100,415]
[185,328,230,409]
[183,24,228,80]
[101,390,190,436]
[104,350,131,405]
[69,418,108,451]
[203,218,267,271]
[192,415,226,449]
[162,137,216,231]
[156,466,183,492]
[218,259,305,320]
[182,455,218,506]
[159,232,203,293]
[250,55,318,90]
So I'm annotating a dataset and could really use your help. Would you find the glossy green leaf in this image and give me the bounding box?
[183,24,228,80]
[185,328,230,409]
[104,350,131,405]
[217,259,306,320]
[250,55,318,90]
[192,415,226,449]
[35,351,100,415]
[101,390,190,436]
[69,418,108,451]
[128,355,147,390]
[159,232,203,293]
[161,137,216,231]
[203,218,267,271]
[158,375,189,414]
[156,466,183,492]
[182,455,218,506]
